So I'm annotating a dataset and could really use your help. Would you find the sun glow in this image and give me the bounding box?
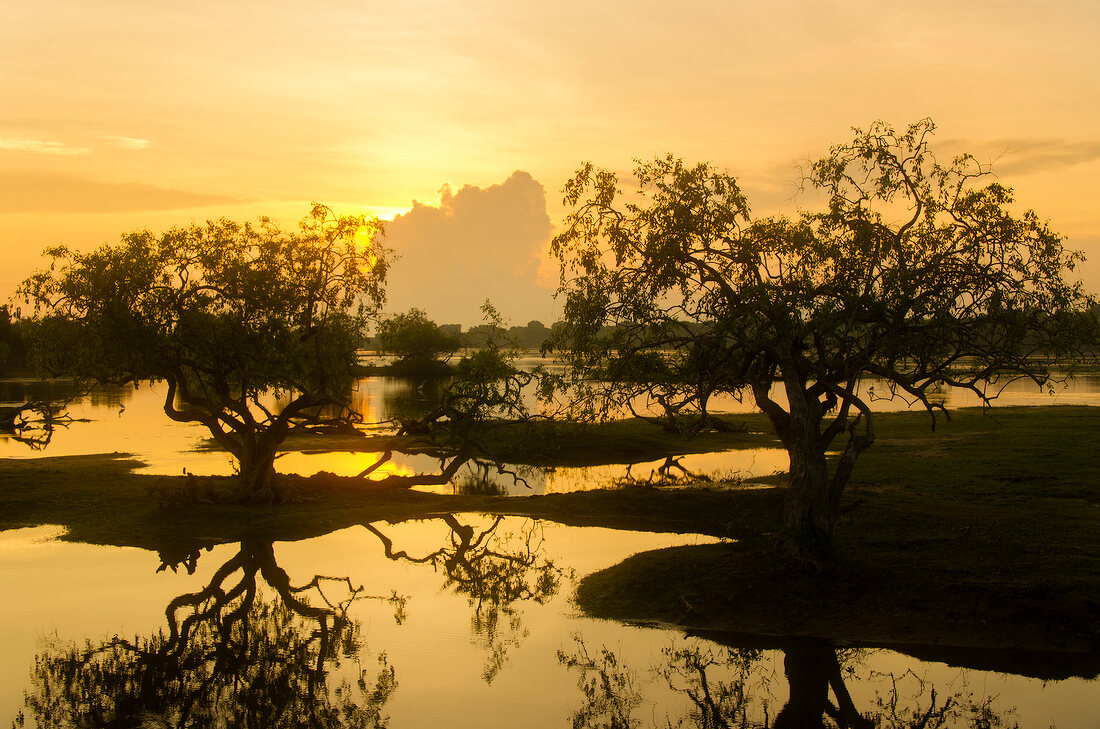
[364,206,412,222]
[277,451,420,480]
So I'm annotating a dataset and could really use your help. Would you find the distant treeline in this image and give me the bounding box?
[5,303,1099,381]
[0,305,28,376]
[365,319,558,351]
[437,305,1100,356]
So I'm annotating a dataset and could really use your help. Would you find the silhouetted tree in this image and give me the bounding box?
[342,309,546,494]
[0,398,75,450]
[17,205,389,501]
[375,307,462,374]
[0,304,28,375]
[508,320,552,349]
[550,119,1098,564]
[387,303,548,456]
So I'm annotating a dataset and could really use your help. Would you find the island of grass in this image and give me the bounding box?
[2,405,1098,669]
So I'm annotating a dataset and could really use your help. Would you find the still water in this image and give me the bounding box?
[2,374,1099,726]
[2,519,1098,728]
[2,372,1098,494]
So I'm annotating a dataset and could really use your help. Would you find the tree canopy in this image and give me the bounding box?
[18,204,389,501]
[550,119,1097,563]
[375,307,462,374]
[0,304,28,376]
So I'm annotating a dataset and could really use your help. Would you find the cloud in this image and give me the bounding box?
[0,135,153,155]
[102,135,152,150]
[0,171,239,213]
[0,137,92,156]
[382,171,556,326]
[944,138,1100,176]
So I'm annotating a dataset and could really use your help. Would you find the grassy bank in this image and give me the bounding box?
[575,406,1100,657]
[1,405,1097,657]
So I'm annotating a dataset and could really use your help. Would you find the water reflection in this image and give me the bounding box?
[14,515,564,727]
[5,521,1099,728]
[16,539,398,728]
[366,513,565,682]
[559,636,1022,728]
[0,400,73,451]
[3,373,1098,496]
[0,379,90,406]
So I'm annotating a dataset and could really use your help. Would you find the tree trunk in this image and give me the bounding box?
[784,434,834,567]
[237,441,280,503]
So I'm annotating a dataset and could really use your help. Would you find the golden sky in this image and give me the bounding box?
[2,0,1098,325]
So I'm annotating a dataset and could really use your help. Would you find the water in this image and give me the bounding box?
[2,520,1097,727]
[2,373,1097,494]
[3,375,1099,726]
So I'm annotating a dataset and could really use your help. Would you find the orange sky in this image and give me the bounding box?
[2,0,1098,325]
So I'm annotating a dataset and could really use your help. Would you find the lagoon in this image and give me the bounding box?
[2,372,1099,726]
[2,370,1098,493]
[3,520,1098,727]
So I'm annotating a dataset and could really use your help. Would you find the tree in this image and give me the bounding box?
[0,398,75,450]
[395,302,543,437]
[375,307,462,373]
[18,204,389,501]
[0,304,28,375]
[508,320,552,349]
[550,120,1097,564]
[357,302,545,493]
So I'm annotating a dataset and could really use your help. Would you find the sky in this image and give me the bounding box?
[2,0,1098,326]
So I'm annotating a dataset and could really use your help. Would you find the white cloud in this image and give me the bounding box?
[382,171,556,327]
[102,135,152,150]
[0,137,92,155]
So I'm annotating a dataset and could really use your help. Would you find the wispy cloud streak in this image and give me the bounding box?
[0,137,92,156]
[946,138,1100,175]
[0,171,238,213]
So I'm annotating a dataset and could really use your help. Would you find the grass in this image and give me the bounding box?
[278,414,780,467]
[576,406,1100,662]
[1,405,1098,660]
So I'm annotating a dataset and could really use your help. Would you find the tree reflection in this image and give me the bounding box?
[559,636,1020,728]
[0,398,80,450]
[15,514,564,726]
[346,434,536,495]
[658,643,775,728]
[366,513,566,682]
[15,540,400,728]
[726,638,866,729]
[558,638,647,728]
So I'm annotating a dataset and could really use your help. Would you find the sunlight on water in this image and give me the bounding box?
[0,525,67,555]
[275,450,435,479]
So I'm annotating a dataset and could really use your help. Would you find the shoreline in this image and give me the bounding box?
[2,405,1098,666]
